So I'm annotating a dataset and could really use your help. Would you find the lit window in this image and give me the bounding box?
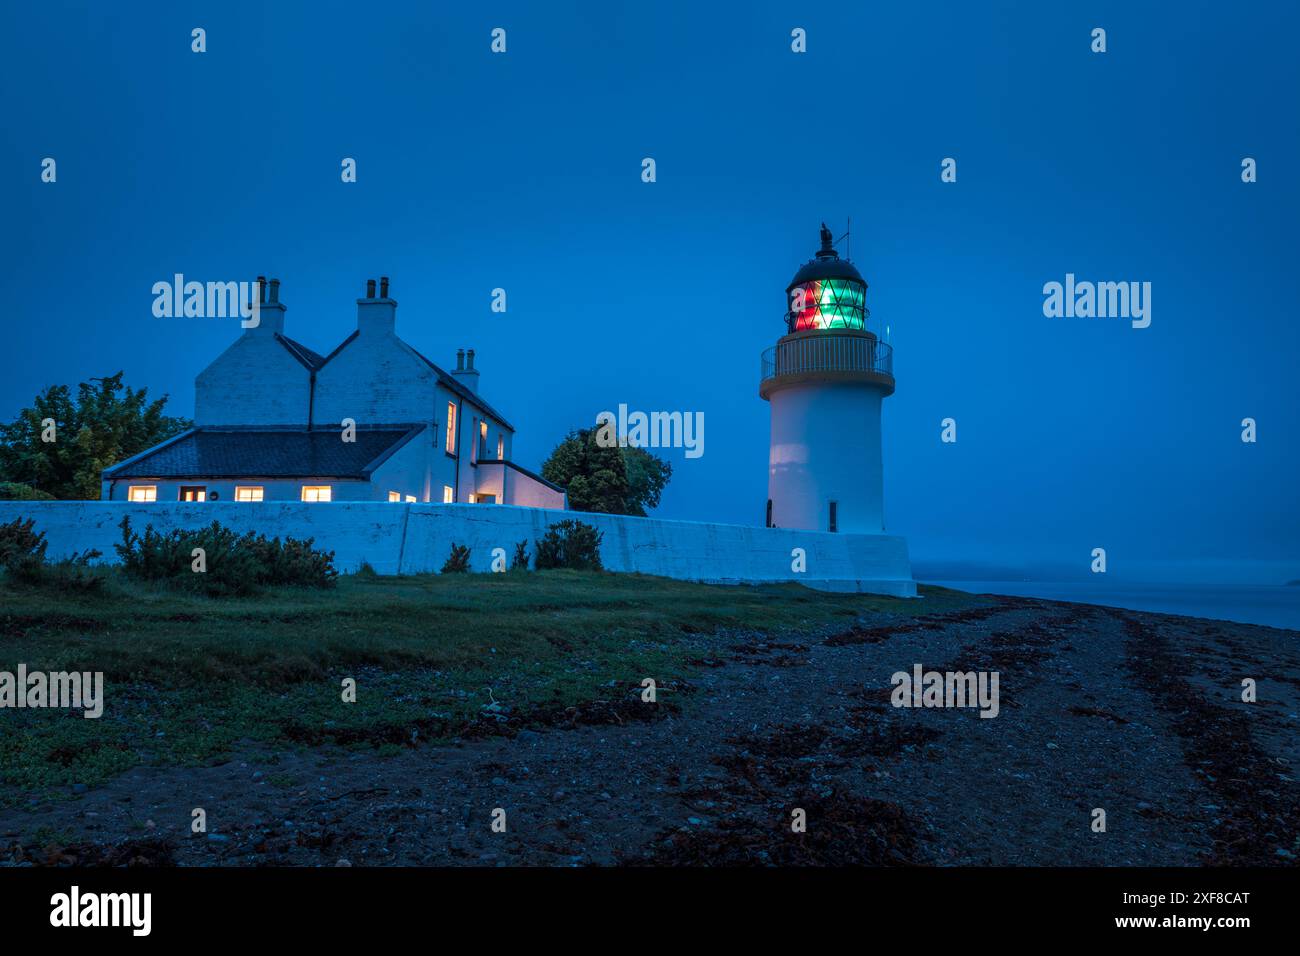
[235,486,264,502]
[127,485,156,502]
[179,486,206,502]
[405,495,416,503]
[479,421,488,461]
[470,418,479,465]
[388,491,401,502]
[301,486,332,502]
[445,402,457,454]
[442,485,454,503]
[497,435,504,460]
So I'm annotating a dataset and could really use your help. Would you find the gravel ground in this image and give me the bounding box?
[3,595,1297,866]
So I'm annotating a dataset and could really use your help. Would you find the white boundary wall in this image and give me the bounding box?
[0,502,916,597]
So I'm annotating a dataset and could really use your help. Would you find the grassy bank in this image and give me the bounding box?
[0,571,983,804]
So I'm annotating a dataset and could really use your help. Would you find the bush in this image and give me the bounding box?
[354,559,378,578]
[114,516,337,596]
[0,516,104,591]
[534,519,603,571]
[441,543,471,574]
[9,552,106,593]
[511,539,530,571]
[0,482,55,501]
[0,516,47,573]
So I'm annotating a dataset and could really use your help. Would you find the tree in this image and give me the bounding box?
[541,428,629,514]
[540,427,672,516]
[0,372,191,500]
[621,444,672,517]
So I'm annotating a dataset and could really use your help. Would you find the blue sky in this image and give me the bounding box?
[2,1,1297,583]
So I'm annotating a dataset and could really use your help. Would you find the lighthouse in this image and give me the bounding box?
[761,224,895,534]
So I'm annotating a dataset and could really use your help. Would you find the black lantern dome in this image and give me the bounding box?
[784,223,868,332]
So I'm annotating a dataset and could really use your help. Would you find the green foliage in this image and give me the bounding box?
[0,482,56,501]
[534,519,604,571]
[9,553,107,593]
[540,427,673,516]
[541,427,631,514]
[0,372,191,500]
[621,445,673,516]
[441,542,471,574]
[0,516,103,591]
[511,539,530,571]
[0,516,48,574]
[113,516,337,596]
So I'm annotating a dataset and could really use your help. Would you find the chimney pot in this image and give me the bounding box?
[366,278,376,298]
[269,278,280,304]
[379,276,389,298]
[256,276,267,303]
[466,349,475,371]
[456,349,465,371]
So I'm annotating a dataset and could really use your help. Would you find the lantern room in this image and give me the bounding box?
[784,223,868,332]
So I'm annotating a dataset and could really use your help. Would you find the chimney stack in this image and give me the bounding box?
[249,275,285,334]
[356,276,396,336]
[452,346,480,393]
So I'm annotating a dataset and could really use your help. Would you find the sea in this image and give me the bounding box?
[924,581,1300,631]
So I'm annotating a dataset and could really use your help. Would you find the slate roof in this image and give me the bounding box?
[275,334,327,370]
[103,426,425,480]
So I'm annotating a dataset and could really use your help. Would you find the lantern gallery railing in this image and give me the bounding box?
[760,334,894,383]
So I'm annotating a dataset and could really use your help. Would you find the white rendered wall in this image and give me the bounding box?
[369,427,436,502]
[194,326,312,426]
[312,329,438,428]
[473,462,566,509]
[0,502,915,597]
[103,478,372,502]
[767,381,886,534]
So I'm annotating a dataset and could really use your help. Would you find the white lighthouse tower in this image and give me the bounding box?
[761,224,895,534]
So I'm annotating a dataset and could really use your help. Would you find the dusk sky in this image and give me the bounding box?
[3,1,1297,583]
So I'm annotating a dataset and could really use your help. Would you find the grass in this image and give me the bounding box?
[0,569,984,804]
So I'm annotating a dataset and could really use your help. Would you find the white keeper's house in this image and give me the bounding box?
[101,277,567,509]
